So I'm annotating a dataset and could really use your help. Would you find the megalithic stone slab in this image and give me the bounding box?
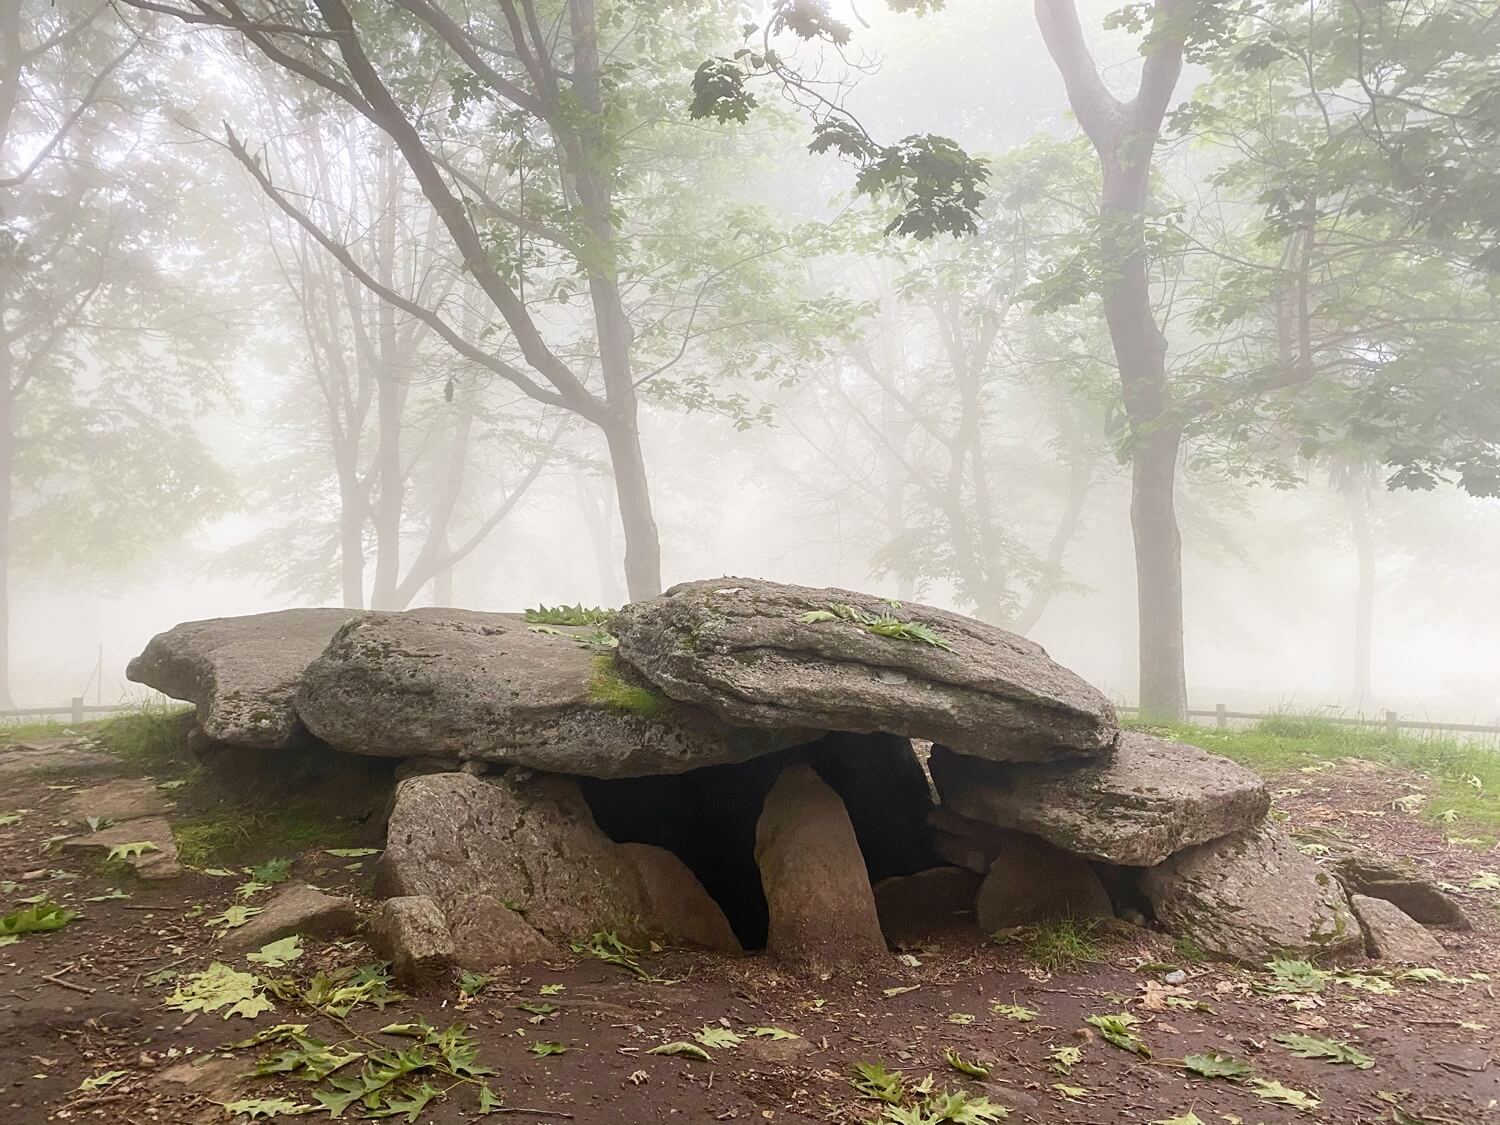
[612,578,1118,761]
[127,608,354,748]
[296,609,811,777]
[928,733,1269,866]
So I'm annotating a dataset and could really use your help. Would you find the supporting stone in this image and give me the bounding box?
[755,765,887,975]
[368,896,457,988]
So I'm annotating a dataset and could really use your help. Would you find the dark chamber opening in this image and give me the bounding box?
[579,731,937,949]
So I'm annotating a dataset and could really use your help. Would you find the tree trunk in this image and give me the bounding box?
[602,412,662,600]
[1348,481,1375,708]
[1131,423,1187,718]
[0,376,13,709]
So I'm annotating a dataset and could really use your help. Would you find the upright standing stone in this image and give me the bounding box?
[754,765,888,975]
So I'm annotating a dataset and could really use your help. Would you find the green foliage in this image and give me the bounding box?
[164,963,273,1020]
[246,936,304,968]
[570,929,666,982]
[943,1048,989,1078]
[297,963,404,1017]
[694,1026,743,1049]
[1273,1033,1374,1069]
[458,970,493,998]
[1085,1013,1149,1056]
[1257,958,1330,994]
[1249,1078,1321,1111]
[797,602,954,650]
[528,1040,569,1057]
[989,1003,1035,1022]
[1018,918,1104,972]
[1047,1045,1082,1075]
[248,857,293,885]
[1183,1049,1252,1080]
[106,841,159,862]
[851,1060,907,1105]
[1131,715,1500,842]
[96,704,193,771]
[0,900,76,937]
[173,801,361,868]
[586,656,666,717]
[524,604,613,627]
[647,1040,711,1060]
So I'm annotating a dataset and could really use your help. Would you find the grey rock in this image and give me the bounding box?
[1349,894,1445,962]
[928,806,1024,874]
[755,764,888,975]
[376,771,732,963]
[620,843,740,952]
[127,608,352,748]
[929,733,1269,865]
[1301,834,1471,930]
[1142,824,1361,962]
[62,817,181,880]
[368,896,456,987]
[612,578,1117,761]
[872,866,982,944]
[224,882,360,951]
[0,739,117,777]
[297,609,809,777]
[973,830,1113,933]
[62,778,170,825]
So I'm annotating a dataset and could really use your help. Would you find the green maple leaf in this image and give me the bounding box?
[1250,1077,1321,1111]
[944,1047,990,1077]
[164,962,272,1020]
[990,1003,1036,1022]
[106,841,159,862]
[751,1026,799,1040]
[1273,1032,1374,1069]
[208,904,262,929]
[75,1069,127,1091]
[0,901,76,937]
[1183,1049,1252,1080]
[694,1025,743,1049]
[1086,1013,1150,1056]
[528,1040,569,1056]
[647,1040,710,1060]
[223,1097,314,1120]
[1048,1045,1082,1074]
[246,935,303,968]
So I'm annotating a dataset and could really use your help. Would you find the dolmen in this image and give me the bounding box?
[129,578,1459,978]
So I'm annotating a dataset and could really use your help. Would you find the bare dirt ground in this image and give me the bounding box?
[1,736,1496,1125]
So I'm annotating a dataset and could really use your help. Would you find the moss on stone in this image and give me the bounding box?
[587,655,666,717]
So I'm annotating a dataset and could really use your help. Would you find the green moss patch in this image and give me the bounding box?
[587,655,666,718]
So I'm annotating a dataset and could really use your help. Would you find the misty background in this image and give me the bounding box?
[7,0,1499,722]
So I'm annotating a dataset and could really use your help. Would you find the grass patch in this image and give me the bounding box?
[97,703,194,771]
[1131,714,1500,844]
[173,804,360,868]
[587,655,666,717]
[0,717,113,742]
[1018,917,1105,973]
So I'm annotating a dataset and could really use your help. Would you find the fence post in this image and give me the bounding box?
[70,697,85,724]
[1384,709,1400,736]
[1215,703,1228,730]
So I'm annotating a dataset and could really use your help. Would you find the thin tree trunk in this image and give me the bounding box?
[1131,424,1187,717]
[602,413,662,601]
[0,375,13,709]
[1348,482,1375,708]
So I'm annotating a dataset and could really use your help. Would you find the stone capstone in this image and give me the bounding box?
[754,765,888,975]
[126,608,352,749]
[1141,824,1360,962]
[368,896,457,987]
[612,578,1117,761]
[296,610,810,777]
[929,733,1269,866]
[1348,894,1446,962]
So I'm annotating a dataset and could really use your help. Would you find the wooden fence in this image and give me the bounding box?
[1117,704,1500,737]
[0,699,134,725]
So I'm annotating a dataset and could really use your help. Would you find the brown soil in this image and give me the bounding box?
[1,744,1496,1125]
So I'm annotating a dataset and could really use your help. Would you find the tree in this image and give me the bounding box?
[0,2,232,705]
[240,114,559,609]
[123,0,848,601]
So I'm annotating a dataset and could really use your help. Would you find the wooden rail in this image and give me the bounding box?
[0,699,133,724]
[1117,704,1500,736]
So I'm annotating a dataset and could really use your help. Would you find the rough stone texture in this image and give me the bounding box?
[368,896,457,987]
[127,608,352,748]
[1349,894,1446,962]
[754,765,888,975]
[613,578,1117,762]
[377,771,642,947]
[973,830,1113,933]
[929,733,1269,866]
[224,882,360,951]
[1312,840,1471,930]
[928,807,1021,874]
[872,866,982,944]
[62,778,169,825]
[377,770,735,963]
[1141,825,1361,961]
[620,843,740,952]
[62,817,181,879]
[0,739,117,776]
[297,609,809,777]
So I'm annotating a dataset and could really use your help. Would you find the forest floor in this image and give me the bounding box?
[0,712,1497,1125]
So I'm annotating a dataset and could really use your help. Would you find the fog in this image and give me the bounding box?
[7,0,1500,725]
